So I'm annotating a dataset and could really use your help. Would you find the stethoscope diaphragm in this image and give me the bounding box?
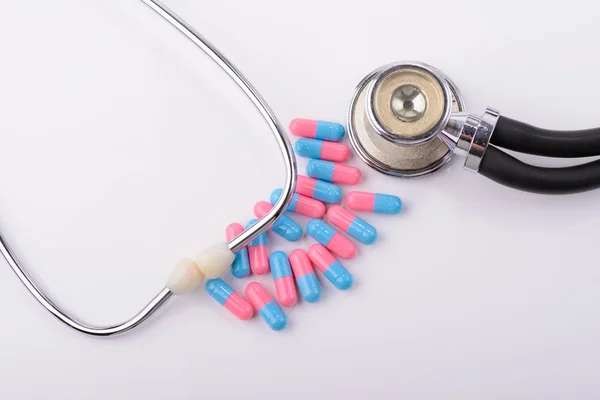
[347,62,465,177]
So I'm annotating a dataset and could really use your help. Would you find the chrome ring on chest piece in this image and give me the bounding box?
[348,61,496,177]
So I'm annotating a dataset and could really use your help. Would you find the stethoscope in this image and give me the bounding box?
[1,0,298,336]
[4,1,597,337]
[348,62,600,194]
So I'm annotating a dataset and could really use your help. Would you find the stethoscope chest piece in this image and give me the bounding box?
[348,61,466,177]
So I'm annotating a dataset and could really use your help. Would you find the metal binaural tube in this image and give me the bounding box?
[1,0,297,336]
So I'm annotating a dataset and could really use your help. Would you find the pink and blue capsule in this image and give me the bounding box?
[289,118,345,142]
[270,188,326,219]
[294,138,350,162]
[296,175,342,204]
[327,205,377,245]
[225,223,250,278]
[270,251,297,307]
[253,201,302,242]
[245,219,270,275]
[306,219,357,259]
[245,282,287,331]
[205,279,254,320]
[308,244,353,290]
[306,160,362,185]
[289,249,321,303]
[345,191,402,215]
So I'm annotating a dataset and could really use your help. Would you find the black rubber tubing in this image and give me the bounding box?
[490,116,600,158]
[479,146,600,194]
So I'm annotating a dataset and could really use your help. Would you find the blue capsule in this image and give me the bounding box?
[245,219,267,246]
[324,261,353,290]
[306,160,362,185]
[327,205,377,245]
[308,244,354,291]
[297,175,342,204]
[226,223,250,278]
[254,201,302,241]
[346,191,403,215]
[295,273,321,302]
[259,301,288,331]
[374,194,403,214]
[290,118,345,142]
[289,249,322,303]
[295,138,323,159]
[270,188,298,212]
[294,138,351,162]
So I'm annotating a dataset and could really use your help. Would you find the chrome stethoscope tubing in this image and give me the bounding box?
[0,0,297,336]
[348,61,600,194]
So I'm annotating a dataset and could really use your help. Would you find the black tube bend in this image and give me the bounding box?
[479,146,600,194]
[491,116,600,158]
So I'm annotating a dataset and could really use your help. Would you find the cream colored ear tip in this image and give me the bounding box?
[166,258,204,295]
[195,242,235,279]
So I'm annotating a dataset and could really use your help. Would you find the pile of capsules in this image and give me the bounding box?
[204,118,402,331]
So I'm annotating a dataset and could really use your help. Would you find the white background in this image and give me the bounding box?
[1,1,599,399]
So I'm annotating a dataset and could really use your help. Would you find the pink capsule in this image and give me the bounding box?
[306,160,362,185]
[345,191,403,215]
[226,223,250,278]
[270,251,297,307]
[289,118,345,142]
[253,201,303,241]
[289,249,321,302]
[296,175,343,204]
[306,219,357,259]
[327,205,378,245]
[245,219,270,275]
[270,189,326,218]
[294,138,350,162]
[245,282,287,331]
[205,279,254,320]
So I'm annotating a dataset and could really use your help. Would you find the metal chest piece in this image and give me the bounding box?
[347,61,466,177]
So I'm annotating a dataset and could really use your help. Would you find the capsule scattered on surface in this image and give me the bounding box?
[289,249,321,303]
[270,188,326,219]
[289,118,345,142]
[253,201,302,242]
[294,138,350,162]
[306,219,357,259]
[307,244,353,290]
[245,219,270,275]
[225,223,250,278]
[306,160,362,185]
[296,175,342,204]
[245,282,287,331]
[345,191,402,215]
[205,278,254,320]
[327,205,377,245]
[269,251,297,307]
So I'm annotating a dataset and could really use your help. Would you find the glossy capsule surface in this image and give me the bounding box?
[306,219,357,259]
[270,251,297,307]
[226,223,250,278]
[289,118,345,142]
[306,160,362,185]
[205,279,254,320]
[294,138,350,162]
[327,205,377,245]
[345,191,402,214]
[289,249,321,303]
[296,175,342,204]
[270,188,326,218]
[245,219,270,275]
[245,282,287,331]
[253,201,302,242]
[308,244,353,290]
